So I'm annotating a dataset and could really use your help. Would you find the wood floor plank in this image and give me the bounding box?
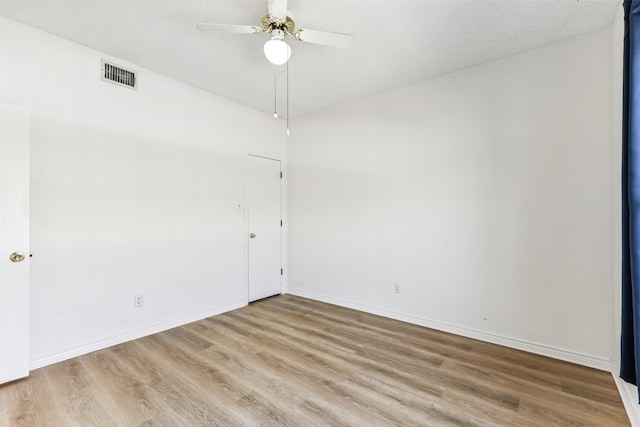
[202,309,451,426]
[196,324,394,425]
[77,347,185,426]
[208,341,360,426]
[440,359,628,425]
[240,301,520,412]
[3,370,67,427]
[0,295,630,426]
[174,318,357,426]
[130,337,246,426]
[41,359,118,426]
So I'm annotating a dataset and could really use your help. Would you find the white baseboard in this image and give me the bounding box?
[29,300,247,370]
[614,376,640,426]
[287,288,613,372]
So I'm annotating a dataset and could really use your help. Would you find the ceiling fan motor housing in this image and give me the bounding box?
[261,14,296,35]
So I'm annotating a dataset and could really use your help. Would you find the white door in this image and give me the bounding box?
[0,104,30,384]
[247,155,282,302]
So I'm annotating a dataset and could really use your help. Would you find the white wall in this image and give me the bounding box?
[288,27,614,369]
[0,17,286,367]
[612,0,624,382]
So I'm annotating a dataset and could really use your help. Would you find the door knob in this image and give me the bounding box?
[9,252,25,263]
[249,233,256,238]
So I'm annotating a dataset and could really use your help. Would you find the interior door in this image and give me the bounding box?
[247,155,282,302]
[0,103,30,384]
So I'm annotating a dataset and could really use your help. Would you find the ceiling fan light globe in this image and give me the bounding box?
[264,39,291,65]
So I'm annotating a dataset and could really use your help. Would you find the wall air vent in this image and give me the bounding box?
[101,59,137,90]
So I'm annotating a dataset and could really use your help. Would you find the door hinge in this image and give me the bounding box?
[280,172,283,179]
[280,220,283,227]
[280,268,283,275]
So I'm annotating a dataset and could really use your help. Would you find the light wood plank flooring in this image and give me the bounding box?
[0,295,630,426]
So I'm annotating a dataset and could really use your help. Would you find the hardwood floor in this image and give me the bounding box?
[0,295,630,426]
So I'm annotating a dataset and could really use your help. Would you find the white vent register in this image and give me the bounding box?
[101,59,137,89]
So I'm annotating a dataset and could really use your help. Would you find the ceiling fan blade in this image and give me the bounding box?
[267,0,288,19]
[294,28,354,48]
[196,23,262,34]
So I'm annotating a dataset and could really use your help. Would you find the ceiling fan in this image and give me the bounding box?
[196,0,354,65]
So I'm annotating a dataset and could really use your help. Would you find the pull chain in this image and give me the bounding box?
[273,66,278,118]
[286,60,290,136]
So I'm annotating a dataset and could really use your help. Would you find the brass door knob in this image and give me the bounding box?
[249,233,256,238]
[9,252,25,263]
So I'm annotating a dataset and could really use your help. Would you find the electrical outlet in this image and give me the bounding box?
[134,295,144,307]
[394,284,400,294]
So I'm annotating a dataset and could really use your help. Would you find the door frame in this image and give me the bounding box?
[244,152,285,303]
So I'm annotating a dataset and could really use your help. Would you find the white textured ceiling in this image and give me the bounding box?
[0,0,619,118]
